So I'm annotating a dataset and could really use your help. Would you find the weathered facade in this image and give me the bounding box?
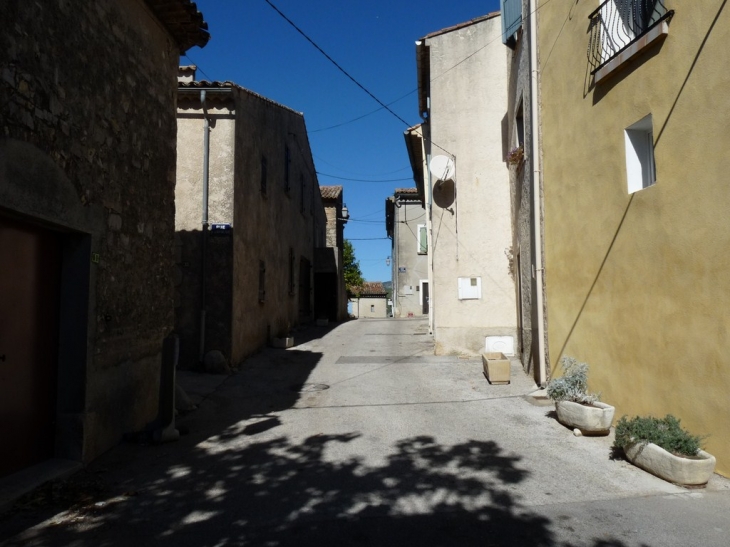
[407,13,518,355]
[349,282,388,319]
[538,1,730,475]
[315,186,349,322]
[176,71,327,368]
[386,188,428,318]
[501,0,549,384]
[0,0,208,476]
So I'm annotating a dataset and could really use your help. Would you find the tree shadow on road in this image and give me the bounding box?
[1,335,647,547]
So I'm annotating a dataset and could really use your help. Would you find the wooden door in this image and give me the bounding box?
[0,216,61,478]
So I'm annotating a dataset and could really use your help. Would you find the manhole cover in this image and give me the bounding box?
[291,383,330,392]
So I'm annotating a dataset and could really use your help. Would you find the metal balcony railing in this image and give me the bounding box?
[587,0,674,74]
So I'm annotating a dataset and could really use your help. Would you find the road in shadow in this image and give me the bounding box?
[1,323,648,546]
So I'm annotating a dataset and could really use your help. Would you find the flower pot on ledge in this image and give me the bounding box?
[555,400,615,436]
[624,442,716,486]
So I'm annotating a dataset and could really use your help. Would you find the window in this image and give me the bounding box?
[370,305,375,313]
[260,155,267,196]
[624,114,656,193]
[588,1,673,77]
[284,145,291,193]
[258,261,266,302]
[515,100,525,149]
[500,0,522,45]
[417,224,427,254]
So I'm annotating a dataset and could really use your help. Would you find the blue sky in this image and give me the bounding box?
[184,0,502,282]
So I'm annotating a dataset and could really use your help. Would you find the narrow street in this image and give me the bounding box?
[2,318,730,546]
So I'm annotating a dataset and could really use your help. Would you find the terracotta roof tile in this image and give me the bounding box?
[178,80,304,116]
[145,0,209,52]
[320,186,343,200]
[359,281,387,296]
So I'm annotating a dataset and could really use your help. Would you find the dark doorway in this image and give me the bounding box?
[0,216,62,478]
[422,282,429,315]
[314,272,338,322]
[299,257,311,318]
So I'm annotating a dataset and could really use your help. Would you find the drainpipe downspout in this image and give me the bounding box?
[199,89,210,363]
[530,0,547,386]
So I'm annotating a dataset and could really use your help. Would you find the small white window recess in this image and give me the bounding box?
[625,114,656,193]
[458,277,481,300]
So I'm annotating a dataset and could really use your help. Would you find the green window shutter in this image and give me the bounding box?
[419,225,427,254]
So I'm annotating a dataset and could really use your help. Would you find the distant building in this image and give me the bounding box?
[175,69,327,367]
[386,187,428,317]
[0,0,209,476]
[349,282,388,318]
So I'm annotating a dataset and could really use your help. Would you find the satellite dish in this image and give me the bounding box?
[429,155,455,181]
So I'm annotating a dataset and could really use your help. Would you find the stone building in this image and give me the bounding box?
[406,13,517,355]
[349,282,388,319]
[385,187,429,317]
[500,0,548,385]
[0,0,208,478]
[314,186,349,322]
[175,69,327,368]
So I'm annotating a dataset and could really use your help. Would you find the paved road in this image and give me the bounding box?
[2,318,730,546]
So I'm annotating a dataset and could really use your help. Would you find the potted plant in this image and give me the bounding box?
[506,145,524,167]
[546,356,615,436]
[613,414,715,486]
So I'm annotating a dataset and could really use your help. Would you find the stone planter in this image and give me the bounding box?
[555,400,615,436]
[482,352,510,385]
[270,337,294,349]
[624,442,716,486]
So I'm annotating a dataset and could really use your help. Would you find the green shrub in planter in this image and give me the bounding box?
[613,414,705,457]
[546,356,599,404]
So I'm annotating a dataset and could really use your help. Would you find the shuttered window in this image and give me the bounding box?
[501,0,522,44]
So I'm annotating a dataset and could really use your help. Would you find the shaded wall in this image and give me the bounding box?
[231,90,322,363]
[0,0,182,462]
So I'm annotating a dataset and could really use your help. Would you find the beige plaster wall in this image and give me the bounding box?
[350,297,388,319]
[176,110,236,231]
[426,16,517,355]
[392,200,428,317]
[538,1,730,475]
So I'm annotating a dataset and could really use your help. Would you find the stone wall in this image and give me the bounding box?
[1,0,185,462]
[506,0,548,381]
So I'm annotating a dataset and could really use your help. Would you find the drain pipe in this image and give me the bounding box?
[530,0,547,386]
[199,89,210,363]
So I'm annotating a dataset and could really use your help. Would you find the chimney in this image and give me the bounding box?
[178,65,197,84]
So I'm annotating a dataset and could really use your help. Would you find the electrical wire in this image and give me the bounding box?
[317,172,412,183]
[263,0,414,129]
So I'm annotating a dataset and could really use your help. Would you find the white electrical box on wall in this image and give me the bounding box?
[457,277,481,300]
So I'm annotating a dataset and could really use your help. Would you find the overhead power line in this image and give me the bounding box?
[317,172,412,183]
[263,0,413,129]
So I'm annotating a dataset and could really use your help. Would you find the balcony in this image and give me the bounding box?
[588,0,674,83]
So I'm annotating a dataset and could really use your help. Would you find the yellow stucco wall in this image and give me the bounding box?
[538,1,730,475]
